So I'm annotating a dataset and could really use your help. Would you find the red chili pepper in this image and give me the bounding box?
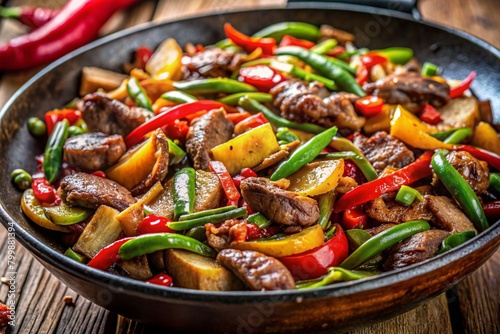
[280,223,349,280]
[450,71,476,98]
[239,65,285,92]
[457,145,500,171]
[125,100,224,147]
[341,206,368,230]
[209,160,241,207]
[136,214,174,235]
[278,35,315,49]
[343,159,366,185]
[334,151,433,212]
[225,111,252,124]
[232,167,258,189]
[235,112,268,130]
[419,103,442,124]
[246,224,281,240]
[91,171,106,178]
[0,0,139,72]
[44,108,81,135]
[224,23,276,55]
[163,119,190,142]
[87,237,134,271]
[354,95,384,117]
[135,46,153,71]
[360,53,388,69]
[32,178,59,204]
[483,201,500,220]
[146,273,173,287]
[0,5,59,29]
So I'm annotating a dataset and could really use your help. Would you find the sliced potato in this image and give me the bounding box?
[287,159,344,196]
[21,189,70,233]
[80,67,128,96]
[438,96,480,131]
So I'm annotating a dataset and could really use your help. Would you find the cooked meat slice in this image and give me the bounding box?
[445,150,490,195]
[80,92,151,137]
[363,72,450,110]
[59,172,136,211]
[319,24,355,45]
[217,249,295,291]
[185,109,234,170]
[383,230,449,270]
[206,219,242,251]
[64,132,126,171]
[240,177,319,227]
[353,131,415,173]
[426,195,477,234]
[182,47,244,79]
[270,79,365,134]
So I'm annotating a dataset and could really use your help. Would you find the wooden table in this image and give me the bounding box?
[0,0,498,333]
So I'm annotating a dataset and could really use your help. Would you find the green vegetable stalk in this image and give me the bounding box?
[168,207,247,231]
[43,119,69,184]
[127,77,153,112]
[173,78,257,95]
[173,167,196,220]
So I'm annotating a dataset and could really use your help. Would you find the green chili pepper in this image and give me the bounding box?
[373,47,414,65]
[275,46,365,96]
[429,129,457,141]
[270,61,338,91]
[431,150,489,232]
[345,229,383,270]
[43,119,69,184]
[443,127,472,144]
[276,127,299,145]
[179,205,237,221]
[252,22,319,42]
[317,190,336,230]
[218,92,272,105]
[27,117,46,136]
[64,247,86,263]
[68,125,85,137]
[489,173,500,194]
[337,50,361,60]
[127,77,153,112]
[296,267,375,289]
[11,168,32,190]
[239,97,326,134]
[340,220,431,269]
[173,78,257,95]
[328,136,378,181]
[326,56,356,75]
[395,185,424,206]
[185,226,208,242]
[119,233,216,260]
[173,167,196,220]
[310,38,338,54]
[161,90,197,104]
[437,231,476,255]
[168,207,247,231]
[247,213,272,229]
[422,62,439,76]
[167,138,186,165]
[270,126,338,181]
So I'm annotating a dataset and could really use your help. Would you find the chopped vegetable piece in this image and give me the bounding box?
[395,185,424,206]
[44,201,92,225]
[419,104,442,125]
[450,71,476,98]
[21,189,69,232]
[173,168,196,220]
[179,205,237,221]
[279,35,315,49]
[252,22,319,42]
[310,39,338,54]
[218,92,272,105]
[247,213,272,229]
[146,273,173,287]
[11,168,32,190]
[224,23,275,55]
[341,207,368,230]
[422,62,439,76]
[317,190,336,230]
[43,119,69,183]
[27,117,46,136]
[161,90,197,104]
[443,127,472,144]
[173,78,257,95]
[87,237,134,270]
[64,248,86,263]
[127,77,153,112]
[137,214,174,235]
[296,267,375,289]
[168,207,247,231]
[239,65,285,92]
[286,159,345,196]
[490,173,500,194]
[437,231,476,254]
[372,47,413,65]
[354,95,384,117]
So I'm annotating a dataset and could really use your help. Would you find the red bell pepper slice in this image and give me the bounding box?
[146,273,173,287]
[239,65,285,92]
[450,71,476,98]
[279,35,315,49]
[32,177,59,204]
[234,112,268,130]
[360,53,388,69]
[327,45,346,57]
[224,23,276,55]
[334,151,433,212]
[280,223,349,280]
[457,145,500,171]
[125,100,224,147]
[136,214,174,235]
[483,201,500,220]
[163,119,189,142]
[44,108,81,135]
[209,160,241,206]
[225,111,252,124]
[419,103,442,124]
[135,46,153,70]
[87,237,134,271]
[341,206,369,230]
[354,95,384,117]
[232,167,258,189]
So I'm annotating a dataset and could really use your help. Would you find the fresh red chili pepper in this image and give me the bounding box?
[32,177,59,204]
[246,224,281,240]
[419,103,442,124]
[224,23,276,55]
[146,273,173,287]
[0,0,139,72]
[125,100,224,147]
[457,145,500,171]
[135,46,153,71]
[87,237,134,271]
[360,53,388,69]
[239,65,285,92]
[450,71,476,98]
[225,111,252,124]
[483,201,500,220]
[354,95,384,117]
[341,206,369,230]
[280,223,349,280]
[163,119,189,142]
[0,5,59,29]
[278,35,315,49]
[136,214,174,235]
[209,160,241,207]
[335,151,433,212]
[44,108,81,135]
[91,171,106,178]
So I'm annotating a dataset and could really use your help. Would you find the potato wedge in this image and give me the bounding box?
[438,96,480,131]
[80,66,127,96]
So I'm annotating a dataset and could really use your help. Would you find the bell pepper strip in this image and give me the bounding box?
[419,104,442,125]
[296,267,375,289]
[64,247,86,263]
[429,128,457,141]
[483,201,500,220]
[280,223,349,280]
[209,160,241,206]
[231,167,258,189]
[310,39,338,55]
[173,78,257,95]
[239,97,326,134]
[125,100,224,147]
[161,90,197,104]
[317,190,336,230]
[31,178,58,204]
[450,71,476,98]
[233,112,269,133]
[279,35,315,49]
[334,151,433,212]
[163,119,189,142]
[167,207,247,231]
[172,168,196,220]
[252,22,319,42]
[0,5,58,28]
[443,127,472,144]
[270,126,338,181]
[437,231,476,255]
[136,214,174,235]
[224,23,276,55]
[456,145,500,171]
[43,119,69,184]
[179,205,237,221]
[360,53,388,69]
[432,150,489,232]
[371,47,413,65]
[44,108,81,135]
[421,62,439,76]
[342,207,369,230]
[87,237,134,270]
[489,173,500,194]
[395,185,424,206]
[224,111,252,125]
[239,65,285,92]
[328,137,378,181]
[341,220,430,269]
[270,61,338,91]
[247,213,272,229]
[356,62,368,86]
[354,95,384,117]
[119,233,216,260]
[127,77,153,112]
[276,46,365,96]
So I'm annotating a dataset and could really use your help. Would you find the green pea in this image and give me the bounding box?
[68,125,85,137]
[27,117,47,136]
[11,169,32,190]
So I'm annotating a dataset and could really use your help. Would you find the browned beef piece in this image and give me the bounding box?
[383,230,449,270]
[80,93,151,137]
[59,172,136,211]
[270,79,365,134]
[182,47,244,79]
[240,177,319,227]
[445,150,490,195]
[206,219,242,251]
[185,109,234,170]
[426,195,477,234]
[217,249,295,291]
[64,132,126,171]
[319,24,355,45]
[363,72,450,109]
[353,131,415,174]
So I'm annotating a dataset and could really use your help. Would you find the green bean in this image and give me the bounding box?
[443,127,472,144]
[252,22,319,42]
[489,173,500,194]
[168,207,247,231]
[247,213,272,229]
[173,78,257,95]
[310,38,337,54]
[161,91,197,104]
[218,92,272,105]
[317,190,336,230]
[43,119,69,184]
[179,205,237,221]
[296,267,375,289]
[127,77,153,112]
[173,168,196,220]
[373,47,414,65]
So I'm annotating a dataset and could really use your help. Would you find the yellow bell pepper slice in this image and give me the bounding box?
[363,104,393,134]
[146,38,183,81]
[471,121,500,155]
[232,224,325,257]
[287,159,344,196]
[21,189,70,233]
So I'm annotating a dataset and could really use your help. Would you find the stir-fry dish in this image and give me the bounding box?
[13,22,500,291]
